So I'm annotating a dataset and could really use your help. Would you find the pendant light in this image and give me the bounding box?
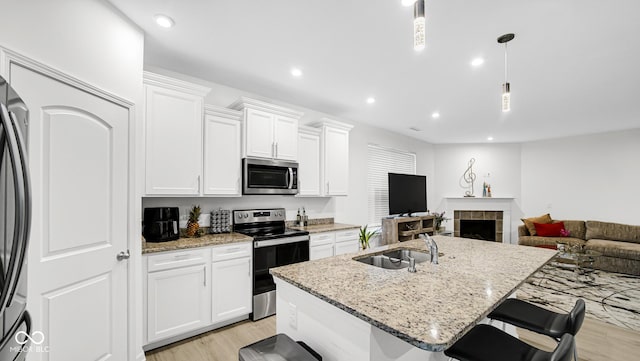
[497,33,515,112]
[414,0,425,51]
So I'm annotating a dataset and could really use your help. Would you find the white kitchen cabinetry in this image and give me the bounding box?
[334,229,360,256]
[230,97,303,161]
[211,243,252,323]
[145,249,211,344]
[312,119,354,196]
[297,126,322,196]
[143,242,252,349]
[309,229,360,260]
[309,232,336,261]
[144,72,211,195]
[203,106,242,196]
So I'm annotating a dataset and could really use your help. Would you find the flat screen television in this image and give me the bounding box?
[388,173,427,216]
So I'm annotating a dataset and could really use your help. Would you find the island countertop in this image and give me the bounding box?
[270,236,557,352]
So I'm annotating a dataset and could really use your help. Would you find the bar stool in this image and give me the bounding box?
[488,298,585,361]
[444,324,574,361]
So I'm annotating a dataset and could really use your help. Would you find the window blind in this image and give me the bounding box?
[367,145,416,225]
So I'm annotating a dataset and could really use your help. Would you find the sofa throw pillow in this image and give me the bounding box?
[534,221,566,237]
[521,213,552,236]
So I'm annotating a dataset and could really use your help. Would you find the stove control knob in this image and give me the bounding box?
[244,212,249,218]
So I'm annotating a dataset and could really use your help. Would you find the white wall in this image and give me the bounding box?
[433,143,522,203]
[335,124,435,226]
[521,129,640,224]
[0,0,144,102]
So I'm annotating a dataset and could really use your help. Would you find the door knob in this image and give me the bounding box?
[117,250,131,261]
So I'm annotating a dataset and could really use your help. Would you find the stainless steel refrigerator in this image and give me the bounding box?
[0,75,32,361]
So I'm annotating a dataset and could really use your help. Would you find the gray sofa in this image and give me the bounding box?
[519,220,640,275]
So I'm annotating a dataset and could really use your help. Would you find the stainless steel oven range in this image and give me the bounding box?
[233,208,309,321]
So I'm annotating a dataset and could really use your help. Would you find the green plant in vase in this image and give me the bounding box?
[359,225,377,250]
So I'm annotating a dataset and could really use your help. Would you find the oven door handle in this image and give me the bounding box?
[287,167,294,189]
[254,235,309,248]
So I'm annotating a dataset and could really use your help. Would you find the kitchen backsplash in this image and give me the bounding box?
[142,196,337,228]
[285,217,334,228]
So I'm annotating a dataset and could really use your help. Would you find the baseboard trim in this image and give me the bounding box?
[143,315,249,352]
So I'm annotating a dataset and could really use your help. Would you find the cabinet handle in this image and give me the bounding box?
[197,175,201,191]
[272,142,275,158]
[223,247,242,254]
[275,142,278,158]
[326,182,330,194]
[204,266,207,287]
[248,259,251,277]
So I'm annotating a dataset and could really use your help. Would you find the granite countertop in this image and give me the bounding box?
[142,232,253,254]
[288,223,360,233]
[270,236,557,352]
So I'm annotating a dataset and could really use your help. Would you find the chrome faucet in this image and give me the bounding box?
[420,234,439,264]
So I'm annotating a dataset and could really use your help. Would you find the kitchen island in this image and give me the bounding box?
[270,236,557,361]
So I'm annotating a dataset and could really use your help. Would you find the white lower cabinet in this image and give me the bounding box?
[144,242,252,348]
[211,244,252,323]
[309,229,360,260]
[309,232,336,261]
[334,229,360,256]
[145,250,211,344]
[310,242,334,260]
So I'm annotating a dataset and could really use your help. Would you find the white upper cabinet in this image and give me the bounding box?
[144,72,210,195]
[273,115,299,160]
[317,119,353,196]
[244,108,275,159]
[203,106,242,196]
[230,97,303,161]
[297,126,322,196]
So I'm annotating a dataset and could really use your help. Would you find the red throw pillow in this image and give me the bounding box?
[533,222,566,237]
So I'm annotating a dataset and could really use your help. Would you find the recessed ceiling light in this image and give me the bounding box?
[366,97,376,104]
[154,14,175,28]
[431,112,440,119]
[471,57,485,67]
[487,136,494,141]
[290,68,303,77]
[401,0,417,6]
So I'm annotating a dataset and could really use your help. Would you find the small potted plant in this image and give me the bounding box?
[359,225,377,250]
[431,211,450,232]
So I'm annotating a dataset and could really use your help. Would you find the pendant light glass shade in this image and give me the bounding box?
[501,83,511,112]
[497,33,515,112]
[414,0,425,51]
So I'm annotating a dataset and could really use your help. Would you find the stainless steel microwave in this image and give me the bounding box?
[243,158,298,195]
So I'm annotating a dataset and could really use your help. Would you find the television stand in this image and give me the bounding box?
[382,215,435,244]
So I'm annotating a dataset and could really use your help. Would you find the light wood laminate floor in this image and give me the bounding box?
[145,317,275,361]
[145,315,639,361]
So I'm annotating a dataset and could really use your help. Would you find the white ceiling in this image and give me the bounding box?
[109,0,640,144]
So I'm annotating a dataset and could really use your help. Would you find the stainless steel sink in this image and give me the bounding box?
[382,249,430,264]
[354,249,430,270]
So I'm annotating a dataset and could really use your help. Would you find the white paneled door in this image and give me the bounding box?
[11,63,129,361]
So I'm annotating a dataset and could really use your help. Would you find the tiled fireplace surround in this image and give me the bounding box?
[445,197,514,244]
[454,210,503,242]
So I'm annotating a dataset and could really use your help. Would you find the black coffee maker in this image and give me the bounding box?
[143,207,180,242]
